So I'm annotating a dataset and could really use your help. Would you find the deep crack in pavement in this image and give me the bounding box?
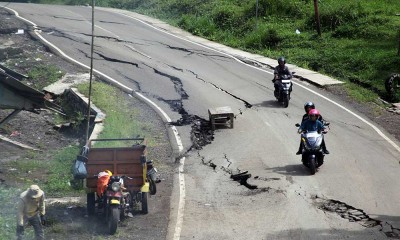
[317,198,400,239]
[95,51,139,68]
[161,43,233,61]
[186,69,253,109]
[198,152,263,191]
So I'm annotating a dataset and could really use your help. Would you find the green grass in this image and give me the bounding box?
[345,82,380,103]
[6,146,81,197]
[27,64,64,90]
[76,81,155,148]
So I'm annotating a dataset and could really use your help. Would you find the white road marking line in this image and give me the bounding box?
[63,8,121,39]
[125,44,152,59]
[95,25,120,38]
[3,7,187,240]
[264,121,271,127]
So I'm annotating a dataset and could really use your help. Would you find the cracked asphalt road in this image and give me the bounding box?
[2,3,400,240]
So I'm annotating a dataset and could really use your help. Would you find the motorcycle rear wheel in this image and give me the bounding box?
[120,192,132,220]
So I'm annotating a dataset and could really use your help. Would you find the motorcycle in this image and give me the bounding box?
[273,74,293,108]
[146,160,158,195]
[97,175,133,234]
[295,123,329,175]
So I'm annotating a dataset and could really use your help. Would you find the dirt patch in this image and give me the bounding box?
[326,85,400,142]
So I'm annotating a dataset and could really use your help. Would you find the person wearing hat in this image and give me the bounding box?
[16,184,46,240]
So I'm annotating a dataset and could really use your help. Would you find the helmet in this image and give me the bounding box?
[105,170,112,176]
[277,57,286,64]
[304,102,315,112]
[308,109,320,117]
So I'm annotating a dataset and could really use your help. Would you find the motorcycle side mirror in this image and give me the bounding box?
[295,123,300,127]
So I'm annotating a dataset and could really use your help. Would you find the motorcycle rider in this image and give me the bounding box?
[296,102,330,154]
[16,185,46,240]
[297,109,329,153]
[273,57,293,95]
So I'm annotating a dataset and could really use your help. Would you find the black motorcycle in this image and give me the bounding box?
[274,74,293,108]
[296,123,329,175]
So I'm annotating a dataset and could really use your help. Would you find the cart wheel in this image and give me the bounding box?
[149,178,157,195]
[141,192,148,214]
[87,192,95,216]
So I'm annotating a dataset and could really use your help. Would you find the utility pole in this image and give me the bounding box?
[86,0,95,141]
[313,0,321,36]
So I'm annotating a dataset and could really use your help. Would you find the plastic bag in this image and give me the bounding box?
[72,155,88,179]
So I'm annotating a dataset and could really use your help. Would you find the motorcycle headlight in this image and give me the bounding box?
[111,182,121,192]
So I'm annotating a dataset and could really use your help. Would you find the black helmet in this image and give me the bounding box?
[278,57,286,64]
[304,102,315,112]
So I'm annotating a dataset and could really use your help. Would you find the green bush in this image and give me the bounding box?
[178,15,217,37]
[211,4,245,30]
[244,26,282,49]
[305,2,366,31]
[249,0,309,18]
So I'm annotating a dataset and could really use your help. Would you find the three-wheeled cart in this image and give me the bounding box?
[85,138,150,217]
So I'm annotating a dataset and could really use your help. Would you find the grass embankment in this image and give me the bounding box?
[0,80,155,236]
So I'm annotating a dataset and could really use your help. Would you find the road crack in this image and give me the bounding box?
[317,197,400,238]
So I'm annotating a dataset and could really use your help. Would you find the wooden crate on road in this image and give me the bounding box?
[208,106,234,130]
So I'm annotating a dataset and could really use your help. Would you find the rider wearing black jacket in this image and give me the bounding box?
[296,102,330,155]
[273,57,292,94]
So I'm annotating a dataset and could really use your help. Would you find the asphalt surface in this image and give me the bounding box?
[1,3,400,240]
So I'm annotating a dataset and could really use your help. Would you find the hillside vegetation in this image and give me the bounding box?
[13,0,400,102]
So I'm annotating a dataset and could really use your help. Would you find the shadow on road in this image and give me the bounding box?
[265,164,310,177]
[253,100,285,108]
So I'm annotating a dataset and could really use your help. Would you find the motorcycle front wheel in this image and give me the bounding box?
[309,157,316,175]
[283,94,289,108]
[108,206,120,235]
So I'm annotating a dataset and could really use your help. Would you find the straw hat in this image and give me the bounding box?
[27,185,43,198]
